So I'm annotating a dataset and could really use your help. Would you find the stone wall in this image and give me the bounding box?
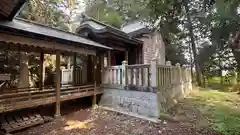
[99,88,160,118]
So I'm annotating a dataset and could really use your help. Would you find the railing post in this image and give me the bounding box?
[122,61,128,88]
[150,58,157,87]
[175,63,181,83]
[166,61,172,85]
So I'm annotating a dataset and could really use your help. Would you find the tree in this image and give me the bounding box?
[15,0,80,87]
[146,0,240,86]
[84,0,187,65]
[84,0,124,28]
[107,0,149,23]
[147,0,206,86]
[18,0,71,31]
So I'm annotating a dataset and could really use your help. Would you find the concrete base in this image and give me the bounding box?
[99,88,160,118]
[100,106,161,123]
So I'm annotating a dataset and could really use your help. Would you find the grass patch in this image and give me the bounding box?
[188,89,240,135]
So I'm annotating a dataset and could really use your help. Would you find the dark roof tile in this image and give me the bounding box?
[0,18,111,49]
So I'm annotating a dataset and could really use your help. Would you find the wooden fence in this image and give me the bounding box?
[102,60,191,89]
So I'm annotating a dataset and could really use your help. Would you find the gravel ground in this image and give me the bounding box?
[14,107,221,135]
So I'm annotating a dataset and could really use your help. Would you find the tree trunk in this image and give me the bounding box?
[218,52,223,85]
[184,2,203,86]
[231,31,240,84]
[232,50,240,83]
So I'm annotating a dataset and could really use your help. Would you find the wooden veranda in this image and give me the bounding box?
[0,18,111,116]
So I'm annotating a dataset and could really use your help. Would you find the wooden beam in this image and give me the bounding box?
[110,46,126,51]
[72,53,77,86]
[55,51,61,118]
[39,52,44,90]
[0,33,96,55]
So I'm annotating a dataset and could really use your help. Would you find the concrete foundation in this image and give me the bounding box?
[99,88,160,118]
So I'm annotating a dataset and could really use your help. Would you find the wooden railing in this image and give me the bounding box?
[61,67,87,85]
[61,69,73,84]
[0,85,99,113]
[102,60,192,90]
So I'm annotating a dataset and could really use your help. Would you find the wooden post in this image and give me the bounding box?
[141,67,144,86]
[39,52,44,90]
[138,47,142,64]
[150,58,157,87]
[135,48,138,64]
[92,55,97,106]
[122,61,128,87]
[166,61,172,85]
[107,50,111,66]
[100,53,104,84]
[55,51,61,118]
[19,52,29,88]
[125,51,128,62]
[72,53,77,86]
[176,63,181,83]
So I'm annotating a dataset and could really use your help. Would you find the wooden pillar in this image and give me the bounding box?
[72,53,77,86]
[55,51,61,118]
[107,50,111,66]
[19,52,29,88]
[139,46,143,64]
[125,51,128,62]
[87,55,93,83]
[39,52,44,90]
[100,53,104,84]
[92,55,97,105]
[135,48,138,64]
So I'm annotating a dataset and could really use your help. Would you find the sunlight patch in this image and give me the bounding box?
[64,120,93,130]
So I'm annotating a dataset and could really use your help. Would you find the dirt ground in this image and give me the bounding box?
[13,102,221,135]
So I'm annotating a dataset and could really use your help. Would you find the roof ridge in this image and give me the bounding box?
[121,20,143,28]
[81,13,126,34]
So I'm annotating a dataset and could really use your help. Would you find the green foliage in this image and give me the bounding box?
[84,0,124,28]
[165,42,187,65]
[147,0,240,85]
[84,0,187,64]
[18,0,71,31]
